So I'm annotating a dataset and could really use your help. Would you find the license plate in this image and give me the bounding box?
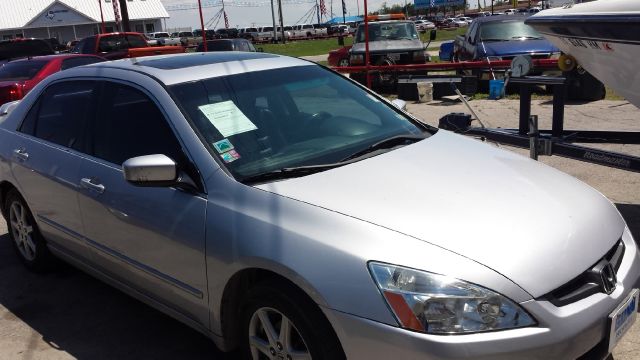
[608,288,639,353]
[388,53,401,61]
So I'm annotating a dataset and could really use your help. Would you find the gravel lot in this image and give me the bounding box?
[0,99,638,359]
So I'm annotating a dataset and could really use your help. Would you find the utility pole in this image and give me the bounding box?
[118,0,131,32]
[270,0,277,42]
[316,0,321,25]
[197,0,207,51]
[278,0,285,43]
[97,0,105,33]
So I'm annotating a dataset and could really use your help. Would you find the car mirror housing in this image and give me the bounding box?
[391,99,407,111]
[122,154,178,187]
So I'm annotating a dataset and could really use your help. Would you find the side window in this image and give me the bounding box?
[80,36,96,53]
[20,81,96,151]
[468,23,478,44]
[91,83,185,166]
[61,57,104,70]
[236,40,250,52]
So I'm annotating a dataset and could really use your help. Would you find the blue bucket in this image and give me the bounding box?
[489,79,505,100]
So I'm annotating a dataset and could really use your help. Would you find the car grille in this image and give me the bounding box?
[370,53,413,65]
[542,240,625,307]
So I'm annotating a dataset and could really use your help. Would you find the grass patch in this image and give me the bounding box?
[261,37,353,57]
[420,27,466,43]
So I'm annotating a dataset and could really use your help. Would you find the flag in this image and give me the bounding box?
[112,0,121,26]
[223,10,229,29]
[320,0,327,16]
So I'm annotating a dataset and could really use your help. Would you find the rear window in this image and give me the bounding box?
[0,40,54,61]
[0,60,47,81]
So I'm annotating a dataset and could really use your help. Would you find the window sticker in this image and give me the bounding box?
[213,139,234,154]
[221,149,241,163]
[198,101,257,137]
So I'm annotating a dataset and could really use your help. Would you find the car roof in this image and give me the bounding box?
[77,52,313,86]
[7,54,101,62]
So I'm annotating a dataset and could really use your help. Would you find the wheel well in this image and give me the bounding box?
[219,268,336,351]
[0,181,17,218]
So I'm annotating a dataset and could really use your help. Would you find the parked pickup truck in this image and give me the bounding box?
[146,32,182,46]
[349,20,433,86]
[449,15,605,100]
[73,32,184,60]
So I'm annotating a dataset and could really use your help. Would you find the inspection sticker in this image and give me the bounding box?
[198,101,257,137]
[213,139,234,154]
[221,150,241,163]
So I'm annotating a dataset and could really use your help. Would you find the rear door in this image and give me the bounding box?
[10,80,98,260]
[76,80,209,325]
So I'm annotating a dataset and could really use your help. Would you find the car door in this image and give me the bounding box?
[10,80,97,260]
[76,81,209,325]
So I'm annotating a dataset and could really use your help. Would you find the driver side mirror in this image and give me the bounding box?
[391,99,407,111]
[123,154,177,187]
[430,29,437,41]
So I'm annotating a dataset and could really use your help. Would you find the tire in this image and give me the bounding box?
[4,189,53,272]
[570,71,606,101]
[240,280,345,360]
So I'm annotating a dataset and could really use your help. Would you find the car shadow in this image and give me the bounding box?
[0,232,229,360]
[616,203,640,243]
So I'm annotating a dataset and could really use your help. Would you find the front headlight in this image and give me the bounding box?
[350,54,364,65]
[549,52,561,60]
[369,262,536,334]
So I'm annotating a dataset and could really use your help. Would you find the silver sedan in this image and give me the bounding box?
[0,52,639,359]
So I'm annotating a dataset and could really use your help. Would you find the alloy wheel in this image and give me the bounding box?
[248,307,311,360]
[8,201,36,261]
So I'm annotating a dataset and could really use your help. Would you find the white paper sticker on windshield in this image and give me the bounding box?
[198,101,257,137]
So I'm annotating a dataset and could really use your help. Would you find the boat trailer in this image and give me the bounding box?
[438,75,640,173]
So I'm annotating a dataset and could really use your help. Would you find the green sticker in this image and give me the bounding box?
[221,150,241,163]
[213,139,234,154]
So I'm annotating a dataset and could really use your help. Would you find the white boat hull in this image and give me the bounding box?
[526,0,640,108]
[544,34,640,108]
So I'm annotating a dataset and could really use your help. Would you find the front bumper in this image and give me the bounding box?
[325,227,640,360]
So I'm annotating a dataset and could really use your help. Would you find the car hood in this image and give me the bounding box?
[351,40,424,53]
[256,131,625,297]
[479,39,559,57]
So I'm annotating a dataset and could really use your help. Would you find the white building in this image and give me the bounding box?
[0,0,170,43]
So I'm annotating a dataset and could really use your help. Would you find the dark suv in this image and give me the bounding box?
[0,39,54,64]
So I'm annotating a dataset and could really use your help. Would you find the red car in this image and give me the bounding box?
[0,54,104,106]
[328,45,351,67]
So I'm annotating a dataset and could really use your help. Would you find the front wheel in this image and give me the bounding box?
[4,189,53,271]
[241,281,345,360]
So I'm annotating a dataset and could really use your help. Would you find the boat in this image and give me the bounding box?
[525,0,640,108]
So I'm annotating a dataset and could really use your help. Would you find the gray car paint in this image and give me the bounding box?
[0,55,638,359]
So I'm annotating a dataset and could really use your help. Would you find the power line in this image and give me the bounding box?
[165,0,315,10]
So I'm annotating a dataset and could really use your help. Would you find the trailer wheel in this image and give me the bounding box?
[568,70,605,101]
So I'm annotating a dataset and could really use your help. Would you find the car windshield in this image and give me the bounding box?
[169,65,428,182]
[479,20,543,41]
[356,22,418,42]
[0,60,47,81]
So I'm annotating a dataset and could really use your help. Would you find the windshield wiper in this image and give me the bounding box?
[340,134,428,162]
[241,163,345,184]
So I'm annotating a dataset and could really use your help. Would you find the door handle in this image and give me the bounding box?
[80,178,105,194]
[12,148,29,161]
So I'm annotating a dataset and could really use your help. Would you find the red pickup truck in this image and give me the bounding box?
[72,32,184,60]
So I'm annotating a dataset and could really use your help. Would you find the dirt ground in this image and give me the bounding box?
[0,99,639,359]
